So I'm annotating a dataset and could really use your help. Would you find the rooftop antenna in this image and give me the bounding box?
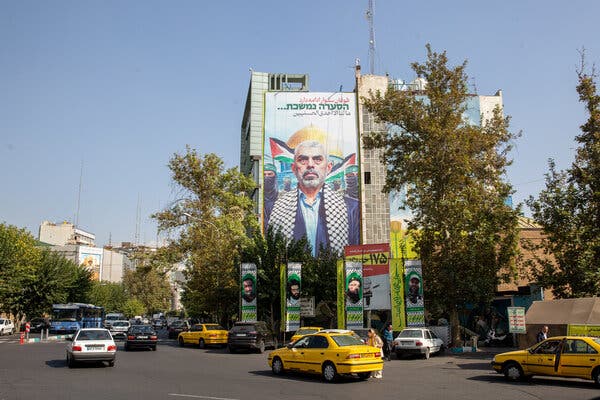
[75,160,83,227]
[366,0,376,74]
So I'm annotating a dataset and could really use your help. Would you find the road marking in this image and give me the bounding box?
[168,394,239,400]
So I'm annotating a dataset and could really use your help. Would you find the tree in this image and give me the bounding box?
[153,148,258,325]
[89,281,127,313]
[122,298,145,319]
[526,52,600,297]
[123,267,171,316]
[363,45,521,345]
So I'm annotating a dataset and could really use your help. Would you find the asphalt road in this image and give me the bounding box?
[2,332,600,400]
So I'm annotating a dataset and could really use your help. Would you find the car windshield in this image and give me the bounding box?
[112,321,129,327]
[398,330,423,338]
[77,330,111,341]
[296,328,320,335]
[171,321,185,327]
[130,325,154,333]
[206,325,225,331]
[331,334,365,347]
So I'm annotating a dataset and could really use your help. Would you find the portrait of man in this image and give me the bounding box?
[267,140,359,256]
[287,276,301,305]
[346,274,362,304]
[407,276,422,305]
[241,274,256,303]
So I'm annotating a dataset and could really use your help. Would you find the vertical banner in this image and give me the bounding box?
[336,259,345,329]
[507,307,526,334]
[285,262,302,332]
[345,244,391,310]
[345,261,363,329]
[389,258,406,331]
[280,264,286,333]
[404,260,425,326]
[240,263,257,322]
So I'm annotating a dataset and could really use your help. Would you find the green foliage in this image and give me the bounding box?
[526,53,600,297]
[0,223,94,319]
[121,298,146,318]
[123,265,171,316]
[89,281,127,313]
[153,148,258,325]
[363,45,520,345]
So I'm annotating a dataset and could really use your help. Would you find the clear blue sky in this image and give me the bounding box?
[2,1,599,247]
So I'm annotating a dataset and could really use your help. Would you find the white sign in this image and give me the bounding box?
[300,297,315,317]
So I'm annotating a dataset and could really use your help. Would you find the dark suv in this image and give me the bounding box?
[227,321,277,353]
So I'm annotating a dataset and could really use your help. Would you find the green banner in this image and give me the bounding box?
[389,258,406,332]
[345,261,363,329]
[337,259,345,329]
[240,263,257,322]
[285,262,302,332]
[280,264,286,333]
[404,260,425,326]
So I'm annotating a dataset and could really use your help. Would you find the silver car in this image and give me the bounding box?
[109,320,131,340]
[66,328,117,368]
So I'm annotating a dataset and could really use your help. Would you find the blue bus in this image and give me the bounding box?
[49,303,104,334]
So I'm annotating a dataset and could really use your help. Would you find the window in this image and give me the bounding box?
[563,339,598,354]
[308,335,329,349]
[534,340,561,354]
[364,171,371,184]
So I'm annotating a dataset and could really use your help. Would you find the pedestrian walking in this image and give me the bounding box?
[382,323,394,361]
[367,328,384,378]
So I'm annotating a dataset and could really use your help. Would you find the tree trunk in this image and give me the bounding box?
[450,308,462,348]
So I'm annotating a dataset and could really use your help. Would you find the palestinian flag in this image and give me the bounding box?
[327,153,357,181]
[269,137,294,164]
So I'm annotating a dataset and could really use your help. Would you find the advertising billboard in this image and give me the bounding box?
[263,92,360,256]
[78,246,103,281]
[345,244,390,310]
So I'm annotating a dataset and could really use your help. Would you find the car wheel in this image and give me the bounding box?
[593,367,600,387]
[152,346,157,351]
[178,337,185,347]
[228,345,236,354]
[257,340,265,354]
[198,339,205,349]
[108,360,115,367]
[438,344,446,355]
[423,347,430,359]
[67,354,75,368]
[357,372,371,380]
[503,362,524,382]
[271,357,284,375]
[322,362,338,383]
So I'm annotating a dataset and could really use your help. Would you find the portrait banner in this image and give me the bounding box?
[285,262,302,332]
[345,261,363,330]
[79,246,103,281]
[404,260,425,326]
[263,92,360,257]
[240,263,257,322]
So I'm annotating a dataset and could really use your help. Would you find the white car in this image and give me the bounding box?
[109,320,131,340]
[0,318,15,335]
[393,327,445,359]
[66,328,117,368]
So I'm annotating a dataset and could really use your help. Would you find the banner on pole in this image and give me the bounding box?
[240,263,257,322]
[404,260,425,326]
[285,262,302,332]
[345,261,363,330]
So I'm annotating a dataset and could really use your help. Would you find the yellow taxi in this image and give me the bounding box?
[177,323,228,348]
[492,336,600,386]
[289,326,323,343]
[268,332,383,382]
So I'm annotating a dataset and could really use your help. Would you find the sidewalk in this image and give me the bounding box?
[449,346,517,359]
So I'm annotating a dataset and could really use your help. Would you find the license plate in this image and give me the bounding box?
[138,336,148,339]
[236,333,247,337]
[86,345,104,351]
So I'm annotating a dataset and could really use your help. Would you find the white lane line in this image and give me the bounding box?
[168,394,240,400]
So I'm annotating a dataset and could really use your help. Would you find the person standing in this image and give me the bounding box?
[536,325,549,343]
[382,323,394,361]
[367,328,384,378]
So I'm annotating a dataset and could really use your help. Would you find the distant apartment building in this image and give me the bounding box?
[39,221,96,246]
